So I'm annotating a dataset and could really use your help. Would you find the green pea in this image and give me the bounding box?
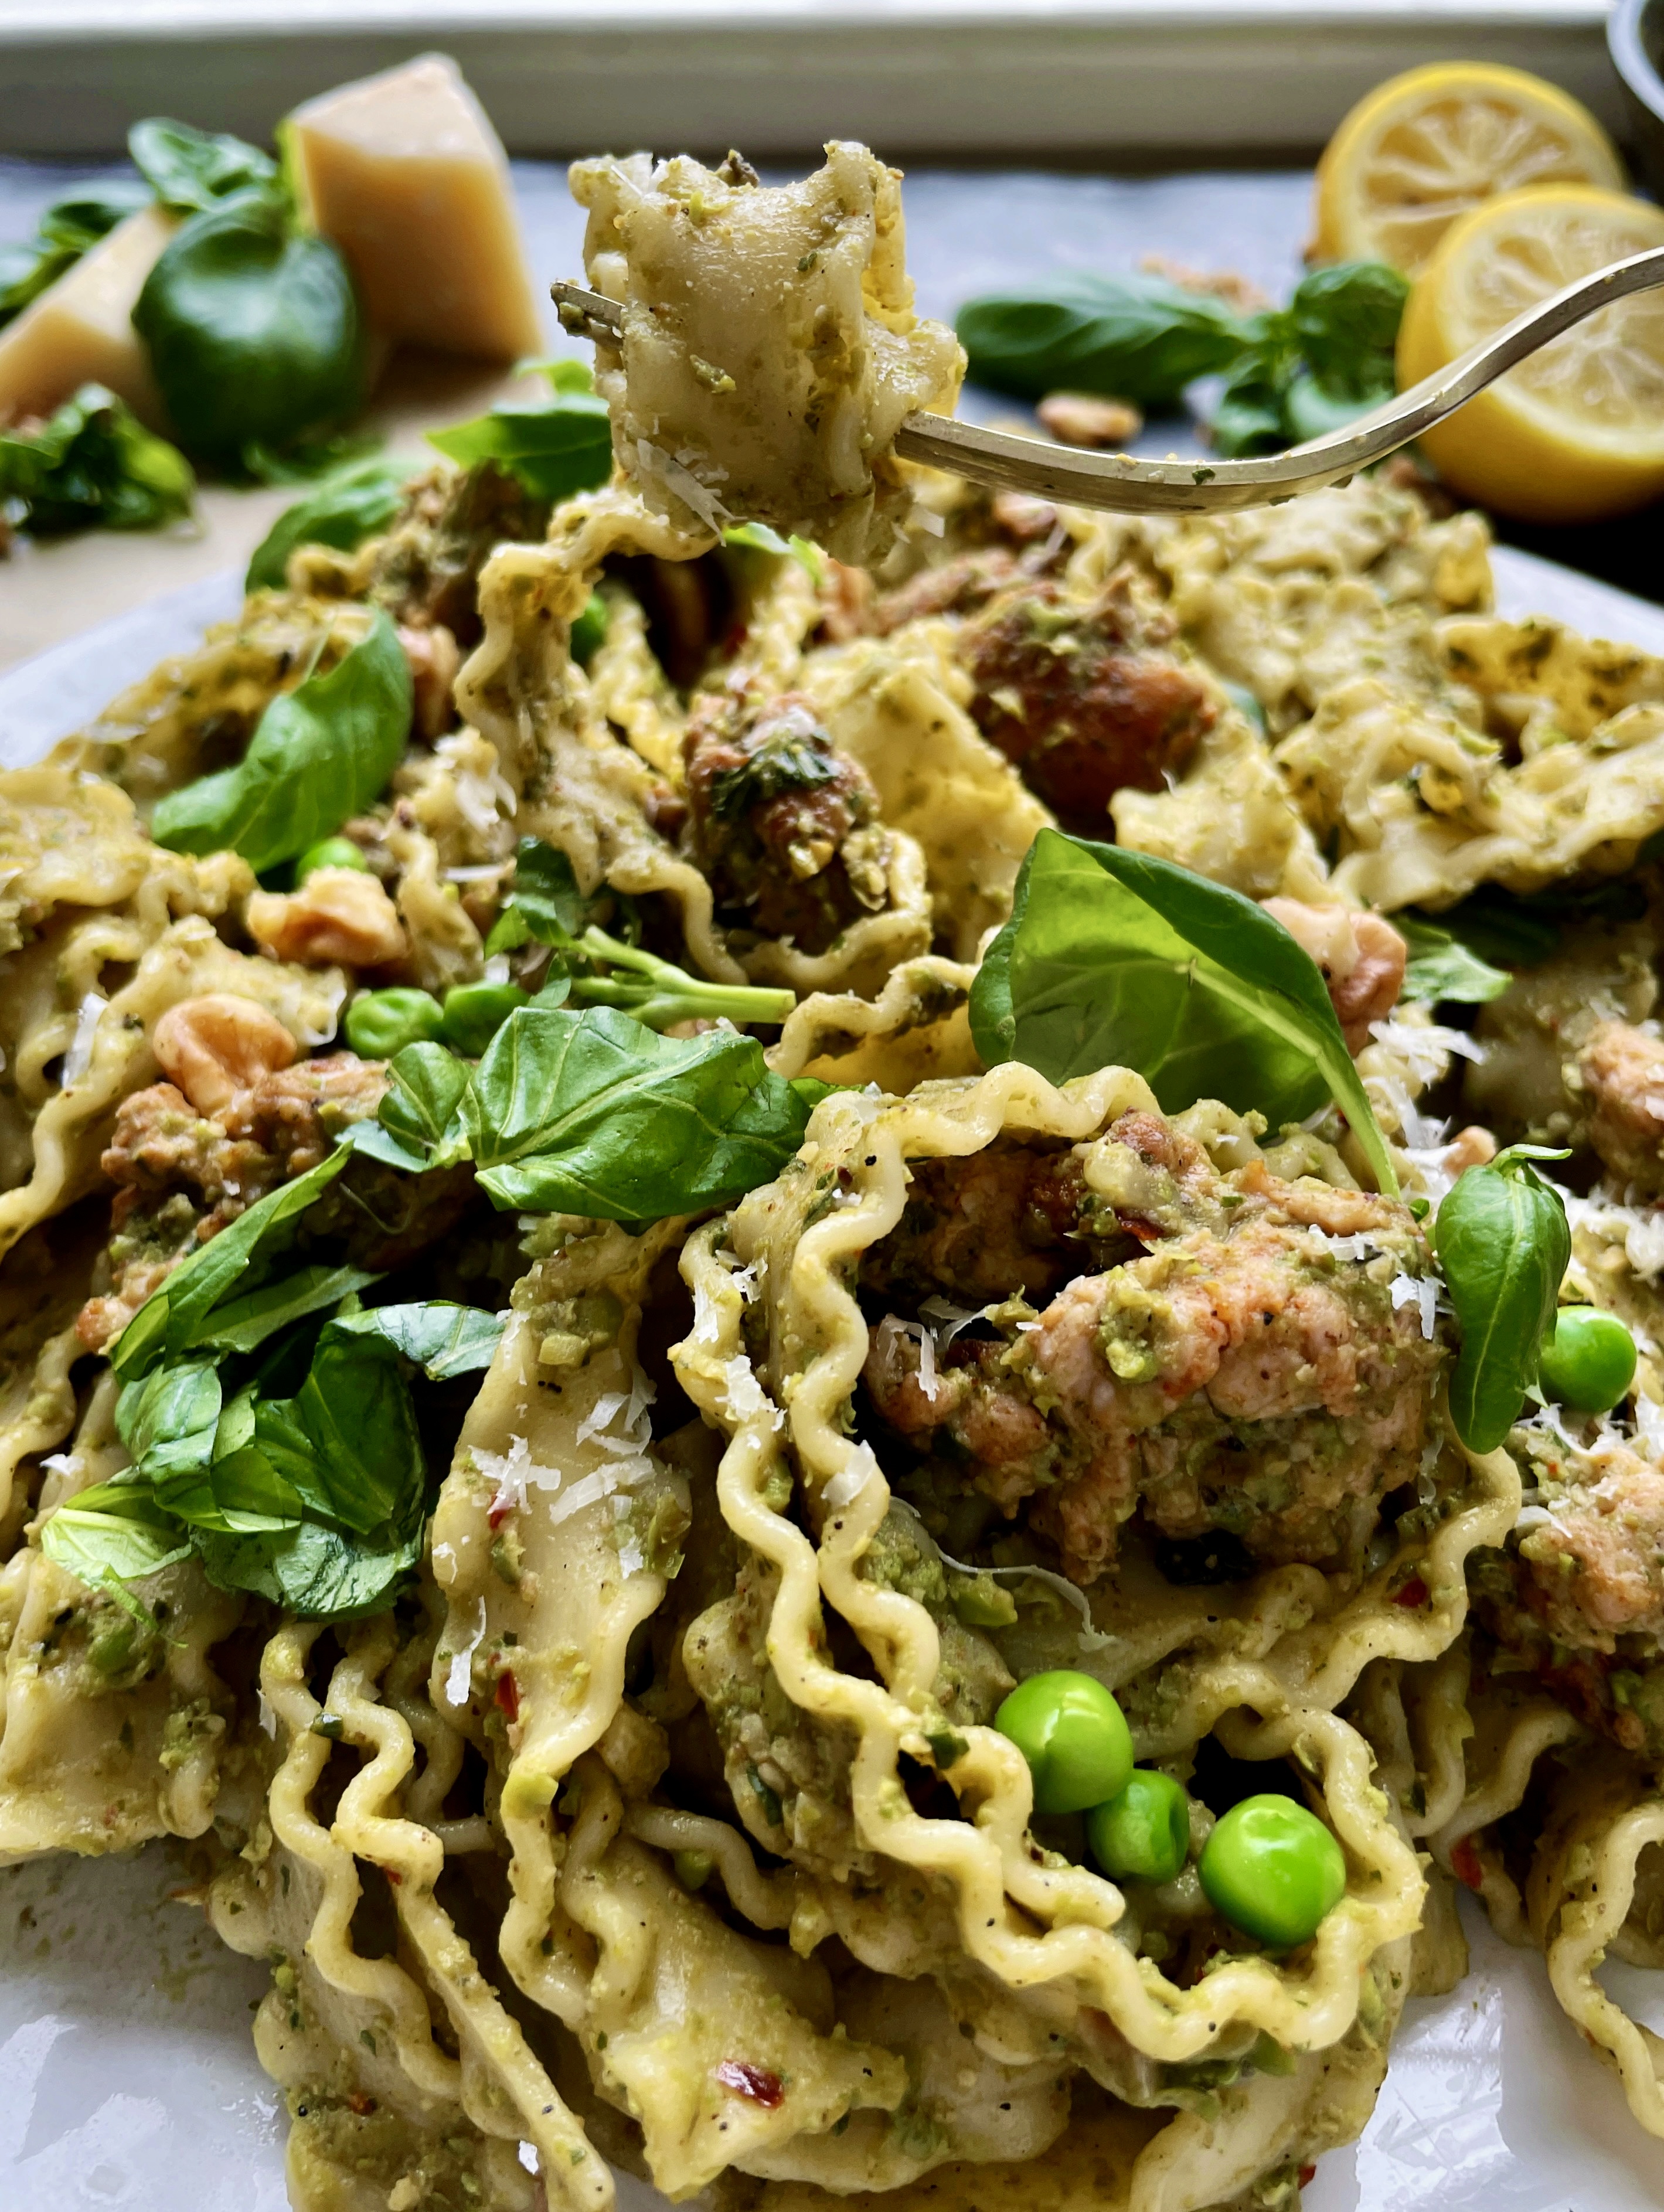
[1199,1792,1346,1949]
[1539,1306,1636,1414]
[995,1670,1132,1816]
[1087,1769,1190,1886]
[343,987,444,1059]
[440,981,529,1056]
[570,591,608,666]
[295,835,370,882]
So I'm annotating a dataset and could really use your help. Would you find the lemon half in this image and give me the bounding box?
[1397,184,1664,523]
[1315,62,1624,276]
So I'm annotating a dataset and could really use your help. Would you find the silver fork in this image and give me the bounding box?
[553,249,1664,518]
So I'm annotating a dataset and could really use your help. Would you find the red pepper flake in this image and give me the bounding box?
[383,1865,403,1886]
[495,1669,520,1723]
[1298,2165,1317,2187]
[714,2060,784,2109]
[1450,1837,1483,1891]
[488,1496,515,1531]
[346,2090,377,2116]
[1393,1575,1429,1608]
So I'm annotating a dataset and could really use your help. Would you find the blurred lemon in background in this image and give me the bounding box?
[1396,185,1664,522]
[1315,62,1625,275]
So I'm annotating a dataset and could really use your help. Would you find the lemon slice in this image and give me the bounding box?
[1396,185,1664,523]
[1314,62,1624,275]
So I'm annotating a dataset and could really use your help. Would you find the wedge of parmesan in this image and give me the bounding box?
[288,53,543,362]
[0,205,177,428]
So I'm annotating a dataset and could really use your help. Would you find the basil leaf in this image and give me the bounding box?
[129,118,281,214]
[132,192,365,467]
[1289,261,1410,392]
[40,1488,192,1586]
[115,1359,222,1486]
[1434,1145,1571,1454]
[955,272,1247,407]
[464,1006,813,1219]
[194,1263,380,1355]
[151,608,411,872]
[427,373,612,502]
[246,456,407,592]
[1208,262,1407,457]
[0,183,151,327]
[267,1338,426,1536]
[1397,917,1512,1008]
[110,1148,351,1380]
[326,1302,506,1380]
[971,829,1397,1195]
[0,383,195,534]
[347,1042,472,1173]
[485,836,590,954]
[277,1516,423,1618]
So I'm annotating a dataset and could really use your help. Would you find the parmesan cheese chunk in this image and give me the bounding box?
[288,53,543,363]
[0,206,177,428]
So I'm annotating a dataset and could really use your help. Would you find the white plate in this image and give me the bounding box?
[3,550,1664,2212]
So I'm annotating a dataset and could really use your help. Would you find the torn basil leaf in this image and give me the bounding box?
[0,383,195,535]
[133,189,365,468]
[971,828,1397,1195]
[1397,915,1512,1007]
[150,607,411,873]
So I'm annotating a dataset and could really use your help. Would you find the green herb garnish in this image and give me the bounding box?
[1434,1145,1571,1453]
[133,188,365,469]
[0,182,151,328]
[246,455,409,592]
[128,118,281,215]
[955,260,1408,455]
[1397,914,1512,1008]
[151,607,411,873]
[0,383,195,534]
[427,359,612,502]
[970,828,1396,1195]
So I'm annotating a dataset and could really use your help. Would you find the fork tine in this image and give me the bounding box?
[552,281,623,345]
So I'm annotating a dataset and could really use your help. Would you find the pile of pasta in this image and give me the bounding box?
[6,293,1664,2211]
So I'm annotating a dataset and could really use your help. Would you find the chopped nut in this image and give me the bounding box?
[151,993,298,1118]
[247,867,408,969]
[1037,392,1144,450]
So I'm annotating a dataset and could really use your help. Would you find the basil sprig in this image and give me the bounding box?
[47,1292,503,1621]
[246,455,408,592]
[955,260,1407,454]
[1210,263,1410,457]
[351,1003,820,1219]
[50,1143,508,1618]
[428,360,612,502]
[971,829,1397,1195]
[151,607,411,873]
[486,838,795,1029]
[0,383,194,534]
[1434,1145,1571,1454]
